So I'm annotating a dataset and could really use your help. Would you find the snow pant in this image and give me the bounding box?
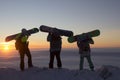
[49,51,62,68]
[79,51,94,70]
[18,48,33,71]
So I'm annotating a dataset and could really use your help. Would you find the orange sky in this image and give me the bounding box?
[0,35,119,52]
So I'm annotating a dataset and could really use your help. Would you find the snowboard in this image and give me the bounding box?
[40,25,73,37]
[68,29,100,43]
[5,28,39,42]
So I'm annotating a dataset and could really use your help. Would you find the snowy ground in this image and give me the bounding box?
[0,48,120,80]
[0,65,120,80]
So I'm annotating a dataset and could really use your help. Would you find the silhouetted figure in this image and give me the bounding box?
[77,33,94,71]
[47,32,62,69]
[15,28,33,71]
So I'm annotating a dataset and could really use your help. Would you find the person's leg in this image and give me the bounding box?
[55,51,62,68]
[19,50,25,71]
[26,48,33,68]
[86,55,94,71]
[49,52,55,68]
[79,56,84,70]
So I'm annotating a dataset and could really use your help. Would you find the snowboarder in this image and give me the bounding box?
[47,32,62,69]
[15,28,33,71]
[77,33,94,71]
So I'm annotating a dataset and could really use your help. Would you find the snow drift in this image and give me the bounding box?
[0,65,120,80]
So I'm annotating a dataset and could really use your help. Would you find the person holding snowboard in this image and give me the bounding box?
[77,33,94,71]
[47,32,62,69]
[15,28,33,71]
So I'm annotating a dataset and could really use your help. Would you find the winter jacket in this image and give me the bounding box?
[15,33,29,50]
[47,33,62,52]
[77,38,94,53]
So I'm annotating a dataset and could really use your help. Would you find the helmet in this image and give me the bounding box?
[21,28,27,35]
[21,28,27,32]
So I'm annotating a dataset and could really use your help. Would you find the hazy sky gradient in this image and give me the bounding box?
[0,0,120,49]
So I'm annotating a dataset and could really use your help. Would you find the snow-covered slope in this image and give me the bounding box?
[0,65,119,80]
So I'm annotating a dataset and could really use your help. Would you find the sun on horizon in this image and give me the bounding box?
[0,42,14,52]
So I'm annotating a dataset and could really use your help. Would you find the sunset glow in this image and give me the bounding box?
[0,42,14,52]
[0,0,120,51]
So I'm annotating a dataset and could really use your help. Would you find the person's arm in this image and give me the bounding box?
[77,41,83,53]
[84,33,94,44]
[88,38,94,44]
[77,41,80,47]
[47,33,51,42]
[15,33,21,40]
